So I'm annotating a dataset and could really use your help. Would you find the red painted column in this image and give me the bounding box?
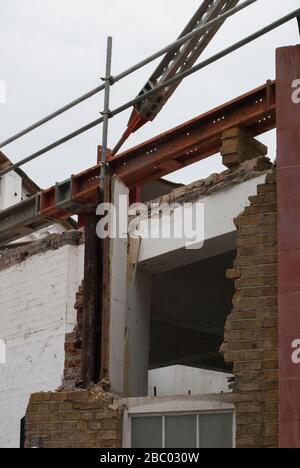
[277,45,300,448]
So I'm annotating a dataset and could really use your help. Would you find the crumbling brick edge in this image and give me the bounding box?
[0,231,84,272]
[24,389,123,449]
[63,282,84,389]
[149,156,272,207]
[221,166,278,448]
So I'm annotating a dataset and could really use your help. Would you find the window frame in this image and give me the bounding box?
[122,397,236,448]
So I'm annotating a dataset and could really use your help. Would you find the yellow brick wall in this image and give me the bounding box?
[221,169,278,448]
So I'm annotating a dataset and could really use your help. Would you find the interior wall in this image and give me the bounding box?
[150,251,235,371]
[148,365,231,397]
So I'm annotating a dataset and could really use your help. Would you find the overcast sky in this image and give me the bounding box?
[0,0,299,188]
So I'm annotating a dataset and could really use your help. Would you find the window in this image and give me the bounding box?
[131,413,233,449]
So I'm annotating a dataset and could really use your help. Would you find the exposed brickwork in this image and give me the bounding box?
[63,282,84,388]
[149,156,272,207]
[221,167,278,448]
[0,231,84,271]
[221,128,268,168]
[24,389,123,448]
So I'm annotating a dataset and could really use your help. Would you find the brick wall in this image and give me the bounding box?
[221,168,278,448]
[0,234,84,448]
[63,282,84,388]
[25,390,123,448]
[0,232,83,271]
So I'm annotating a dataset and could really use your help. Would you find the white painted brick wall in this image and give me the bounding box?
[0,172,22,211]
[0,243,84,448]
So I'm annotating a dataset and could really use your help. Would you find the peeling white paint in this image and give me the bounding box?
[0,243,84,448]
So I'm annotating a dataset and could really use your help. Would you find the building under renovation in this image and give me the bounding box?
[0,0,300,450]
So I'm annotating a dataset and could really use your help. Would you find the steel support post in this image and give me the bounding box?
[276,45,300,448]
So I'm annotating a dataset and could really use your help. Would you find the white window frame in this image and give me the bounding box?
[122,397,236,448]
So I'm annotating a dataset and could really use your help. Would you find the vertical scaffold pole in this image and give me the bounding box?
[101,36,113,180]
[99,37,114,386]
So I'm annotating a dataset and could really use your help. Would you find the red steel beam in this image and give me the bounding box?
[109,80,276,187]
[40,80,276,218]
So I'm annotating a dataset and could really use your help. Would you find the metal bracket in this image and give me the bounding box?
[100,109,112,117]
[100,75,114,86]
[55,178,95,213]
[266,79,274,114]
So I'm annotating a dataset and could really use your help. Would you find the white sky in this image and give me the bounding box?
[0,0,299,188]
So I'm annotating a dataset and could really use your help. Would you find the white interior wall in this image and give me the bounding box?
[137,175,265,273]
[125,269,152,397]
[148,366,231,397]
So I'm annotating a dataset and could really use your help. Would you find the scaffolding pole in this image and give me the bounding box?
[0,0,256,150]
[0,8,299,180]
[100,37,113,180]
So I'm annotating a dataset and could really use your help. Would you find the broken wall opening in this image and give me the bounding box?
[18,125,279,448]
[149,251,235,376]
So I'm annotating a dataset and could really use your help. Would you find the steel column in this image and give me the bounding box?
[277,45,300,448]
